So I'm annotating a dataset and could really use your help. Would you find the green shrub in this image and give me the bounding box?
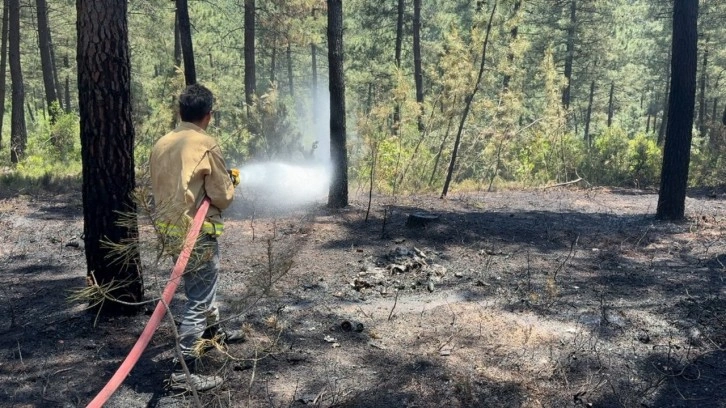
[582,127,661,188]
[626,133,661,187]
[514,131,585,185]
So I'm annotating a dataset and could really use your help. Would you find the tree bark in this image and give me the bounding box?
[393,0,404,128]
[9,0,25,164]
[176,0,196,85]
[562,0,576,109]
[311,41,318,123]
[656,0,698,221]
[77,0,143,313]
[49,37,63,112]
[429,115,453,187]
[658,51,671,144]
[269,36,276,83]
[36,0,59,125]
[395,0,404,68]
[327,0,347,208]
[584,80,594,147]
[244,0,256,106]
[711,97,717,126]
[607,81,614,127]
[0,0,8,149]
[441,1,497,198]
[173,7,181,67]
[698,46,707,136]
[287,42,293,97]
[413,0,423,132]
[63,55,71,113]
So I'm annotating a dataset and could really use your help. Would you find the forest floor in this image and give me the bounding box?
[1,186,725,408]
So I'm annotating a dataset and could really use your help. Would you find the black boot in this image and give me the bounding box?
[202,325,246,345]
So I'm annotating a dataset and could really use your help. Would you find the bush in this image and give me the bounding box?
[514,131,585,186]
[582,127,661,188]
[11,105,82,180]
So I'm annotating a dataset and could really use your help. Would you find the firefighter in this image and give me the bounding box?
[150,83,243,391]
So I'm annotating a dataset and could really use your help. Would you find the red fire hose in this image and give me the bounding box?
[86,197,211,407]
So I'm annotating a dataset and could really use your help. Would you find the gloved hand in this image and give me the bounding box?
[228,168,241,187]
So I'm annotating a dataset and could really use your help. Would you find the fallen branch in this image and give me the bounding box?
[543,177,582,189]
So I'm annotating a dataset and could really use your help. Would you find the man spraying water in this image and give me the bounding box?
[149,83,245,391]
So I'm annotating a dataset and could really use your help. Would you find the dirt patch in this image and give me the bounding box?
[0,188,725,407]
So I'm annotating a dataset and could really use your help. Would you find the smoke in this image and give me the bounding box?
[311,84,331,163]
[226,84,333,217]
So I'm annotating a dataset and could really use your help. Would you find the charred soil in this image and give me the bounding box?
[1,187,725,407]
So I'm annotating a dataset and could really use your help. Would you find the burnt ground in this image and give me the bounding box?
[1,187,725,408]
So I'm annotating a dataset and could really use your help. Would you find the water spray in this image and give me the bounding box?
[232,161,332,212]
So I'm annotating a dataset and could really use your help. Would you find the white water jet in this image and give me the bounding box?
[234,161,331,211]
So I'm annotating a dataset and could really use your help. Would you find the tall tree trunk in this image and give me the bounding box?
[393,0,404,127]
[429,114,453,186]
[244,0,256,106]
[176,0,196,85]
[502,0,521,90]
[173,8,181,67]
[77,0,143,314]
[27,101,35,123]
[36,0,59,125]
[395,0,404,68]
[0,0,8,149]
[327,0,347,208]
[562,0,576,109]
[311,41,318,123]
[63,55,71,113]
[656,0,698,221]
[9,0,25,164]
[287,42,293,97]
[607,81,614,127]
[49,37,63,112]
[698,45,707,136]
[365,82,373,114]
[269,36,276,83]
[584,80,594,147]
[413,0,423,132]
[711,97,717,126]
[658,51,671,144]
[441,1,497,198]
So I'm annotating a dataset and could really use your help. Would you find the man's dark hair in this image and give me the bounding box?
[179,83,214,122]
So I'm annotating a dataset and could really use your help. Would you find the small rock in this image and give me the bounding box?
[454,272,464,278]
[636,331,650,344]
[323,335,337,343]
[688,327,702,345]
[439,348,452,356]
[427,281,435,292]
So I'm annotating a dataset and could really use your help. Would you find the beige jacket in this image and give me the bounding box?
[150,122,234,227]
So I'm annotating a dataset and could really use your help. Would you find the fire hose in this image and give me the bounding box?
[86,197,211,408]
